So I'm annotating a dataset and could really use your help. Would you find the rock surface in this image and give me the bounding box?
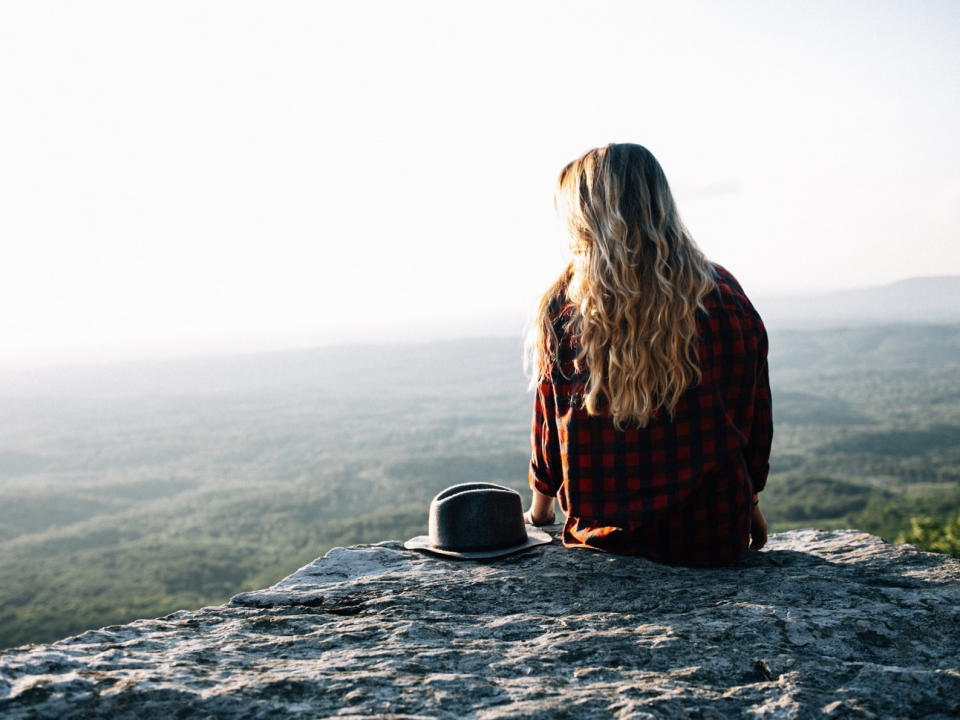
[1,529,959,719]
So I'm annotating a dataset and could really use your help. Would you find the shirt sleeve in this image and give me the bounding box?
[528,379,563,498]
[745,330,773,494]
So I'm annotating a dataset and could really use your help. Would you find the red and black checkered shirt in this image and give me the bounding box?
[529,264,773,567]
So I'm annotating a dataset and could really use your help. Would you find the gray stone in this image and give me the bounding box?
[1,529,959,719]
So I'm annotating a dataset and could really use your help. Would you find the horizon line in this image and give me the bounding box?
[4,273,960,373]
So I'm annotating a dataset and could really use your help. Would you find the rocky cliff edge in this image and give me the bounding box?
[1,529,959,719]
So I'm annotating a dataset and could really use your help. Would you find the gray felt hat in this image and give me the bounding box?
[404,482,553,559]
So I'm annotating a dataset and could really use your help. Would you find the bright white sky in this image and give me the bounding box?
[2,0,959,367]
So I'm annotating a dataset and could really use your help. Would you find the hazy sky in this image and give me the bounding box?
[2,0,959,367]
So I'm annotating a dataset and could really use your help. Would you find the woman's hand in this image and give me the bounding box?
[524,509,556,526]
[750,496,767,550]
[525,489,556,526]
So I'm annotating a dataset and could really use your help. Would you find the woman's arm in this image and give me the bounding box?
[527,377,561,526]
[745,332,773,493]
[524,488,556,526]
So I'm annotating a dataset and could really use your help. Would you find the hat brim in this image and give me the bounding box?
[404,525,553,560]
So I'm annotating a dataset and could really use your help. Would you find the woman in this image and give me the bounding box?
[523,143,772,567]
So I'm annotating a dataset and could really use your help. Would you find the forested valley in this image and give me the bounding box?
[2,324,959,649]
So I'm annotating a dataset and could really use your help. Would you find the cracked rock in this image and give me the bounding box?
[1,529,959,719]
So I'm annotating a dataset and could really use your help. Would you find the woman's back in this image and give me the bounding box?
[525,143,772,567]
[529,264,771,567]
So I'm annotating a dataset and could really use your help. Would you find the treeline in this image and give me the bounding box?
[762,473,960,557]
[897,514,960,558]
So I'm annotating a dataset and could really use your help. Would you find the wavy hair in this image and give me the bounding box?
[527,143,716,428]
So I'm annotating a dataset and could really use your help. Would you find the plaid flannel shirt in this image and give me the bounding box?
[529,264,773,567]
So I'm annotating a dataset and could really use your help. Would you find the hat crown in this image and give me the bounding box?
[428,483,527,552]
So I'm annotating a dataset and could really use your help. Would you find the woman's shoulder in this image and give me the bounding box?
[710,263,746,297]
[705,263,766,332]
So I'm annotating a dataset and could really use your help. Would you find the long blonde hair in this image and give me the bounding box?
[527,143,716,428]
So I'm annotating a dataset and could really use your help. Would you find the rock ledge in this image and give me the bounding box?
[1,529,959,719]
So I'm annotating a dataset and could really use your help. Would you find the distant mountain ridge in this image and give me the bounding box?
[754,275,960,329]
[2,276,959,398]
[3,322,960,401]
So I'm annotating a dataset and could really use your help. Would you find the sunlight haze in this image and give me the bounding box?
[2,0,959,367]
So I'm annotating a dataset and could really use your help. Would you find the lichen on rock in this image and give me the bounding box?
[1,529,959,719]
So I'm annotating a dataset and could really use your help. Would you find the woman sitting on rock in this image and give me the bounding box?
[523,143,772,567]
